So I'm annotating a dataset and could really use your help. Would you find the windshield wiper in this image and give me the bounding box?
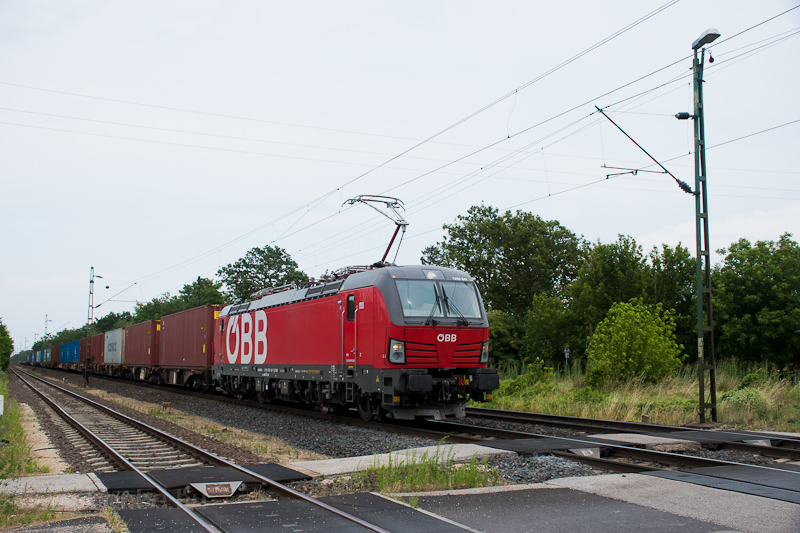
[425,292,442,326]
[444,295,469,326]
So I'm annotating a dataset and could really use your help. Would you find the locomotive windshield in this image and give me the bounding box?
[395,279,482,319]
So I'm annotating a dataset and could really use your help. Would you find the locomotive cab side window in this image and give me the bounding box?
[347,295,355,321]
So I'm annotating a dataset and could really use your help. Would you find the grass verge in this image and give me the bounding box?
[0,372,58,528]
[488,360,800,431]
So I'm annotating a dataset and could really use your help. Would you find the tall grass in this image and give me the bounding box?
[488,360,800,430]
[0,373,57,527]
[353,443,499,493]
[0,375,48,478]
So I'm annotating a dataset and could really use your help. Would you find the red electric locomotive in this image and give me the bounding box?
[212,264,499,420]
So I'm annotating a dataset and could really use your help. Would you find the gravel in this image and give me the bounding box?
[487,454,599,484]
[683,447,777,465]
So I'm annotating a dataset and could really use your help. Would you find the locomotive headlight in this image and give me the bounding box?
[388,339,405,364]
[480,341,489,363]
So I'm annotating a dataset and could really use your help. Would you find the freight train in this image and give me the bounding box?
[26,263,499,421]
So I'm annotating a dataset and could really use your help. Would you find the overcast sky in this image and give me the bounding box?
[2,1,798,351]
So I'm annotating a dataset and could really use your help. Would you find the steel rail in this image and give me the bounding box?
[466,406,800,458]
[12,369,220,533]
[16,368,393,533]
[467,406,696,434]
[426,418,800,495]
[549,451,658,473]
[467,406,800,444]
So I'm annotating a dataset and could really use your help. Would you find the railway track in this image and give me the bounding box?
[24,367,800,497]
[413,417,800,504]
[461,406,800,460]
[29,366,800,463]
[12,368,393,533]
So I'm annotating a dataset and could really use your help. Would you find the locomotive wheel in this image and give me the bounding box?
[357,395,381,421]
[357,398,373,421]
[257,391,271,404]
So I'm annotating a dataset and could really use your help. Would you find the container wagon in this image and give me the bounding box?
[159,305,220,388]
[124,320,160,381]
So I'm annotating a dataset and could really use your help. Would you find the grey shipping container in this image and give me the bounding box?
[104,328,125,365]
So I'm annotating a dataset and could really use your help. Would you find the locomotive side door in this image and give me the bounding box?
[343,293,357,368]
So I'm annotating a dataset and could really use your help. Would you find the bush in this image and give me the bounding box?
[741,371,770,388]
[722,387,771,416]
[568,387,606,404]
[497,358,554,395]
[586,300,685,387]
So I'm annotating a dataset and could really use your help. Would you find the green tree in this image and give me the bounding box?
[568,235,650,336]
[522,293,584,366]
[486,310,524,368]
[132,277,230,323]
[420,245,447,266]
[217,245,307,303]
[586,300,685,387]
[132,293,186,322]
[714,233,800,366]
[429,204,584,316]
[648,243,696,359]
[0,319,13,371]
[178,277,230,307]
[93,311,133,332]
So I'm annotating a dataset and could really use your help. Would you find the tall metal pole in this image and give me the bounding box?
[87,267,98,377]
[693,45,718,423]
[88,267,96,330]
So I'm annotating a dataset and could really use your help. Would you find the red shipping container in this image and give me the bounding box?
[125,320,160,367]
[89,333,104,364]
[51,345,60,365]
[160,305,220,370]
[79,338,88,364]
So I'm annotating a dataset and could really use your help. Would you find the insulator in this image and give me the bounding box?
[677,180,694,194]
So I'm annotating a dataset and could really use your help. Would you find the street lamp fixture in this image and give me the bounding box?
[692,28,720,50]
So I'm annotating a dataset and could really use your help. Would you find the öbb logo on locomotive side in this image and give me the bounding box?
[437,334,457,343]
[226,311,267,364]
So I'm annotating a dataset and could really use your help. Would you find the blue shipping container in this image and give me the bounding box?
[61,340,81,364]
